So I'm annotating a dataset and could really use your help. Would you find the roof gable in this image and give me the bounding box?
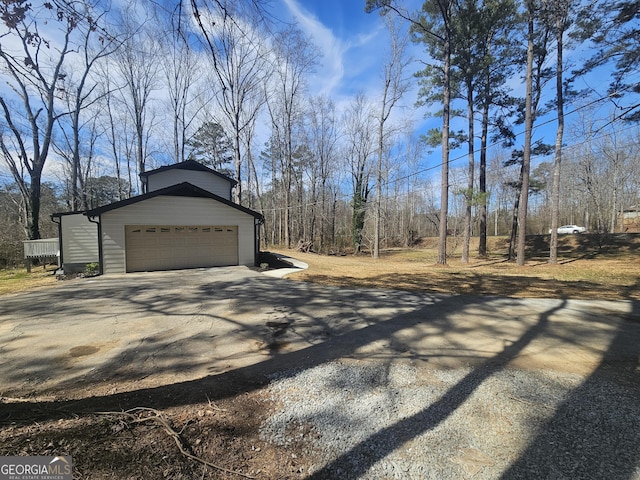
[140,160,237,186]
[85,182,263,220]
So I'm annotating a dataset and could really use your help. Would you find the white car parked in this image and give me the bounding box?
[549,225,587,234]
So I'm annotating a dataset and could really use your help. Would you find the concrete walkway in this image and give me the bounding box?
[261,254,309,278]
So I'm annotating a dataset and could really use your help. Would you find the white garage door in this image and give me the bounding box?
[125,225,238,272]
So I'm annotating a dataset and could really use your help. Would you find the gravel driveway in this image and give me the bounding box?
[1,266,639,478]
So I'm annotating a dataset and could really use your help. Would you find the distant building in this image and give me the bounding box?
[621,205,640,233]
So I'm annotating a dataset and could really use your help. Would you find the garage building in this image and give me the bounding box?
[53,161,263,275]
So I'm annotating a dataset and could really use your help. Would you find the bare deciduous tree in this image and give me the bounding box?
[158,22,204,165]
[112,6,160,192]
[367,0,455,264]
[54,4,120,210]
[0,1,78,239]
[266,25,318,246]
[373,15,411,259]
[191,0,269,203]
[344,93,375,255]
[306,95,339,253]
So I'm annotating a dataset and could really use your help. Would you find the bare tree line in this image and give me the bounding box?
[0,0,639,263]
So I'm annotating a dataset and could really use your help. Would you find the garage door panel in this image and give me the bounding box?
[125,225,238,272]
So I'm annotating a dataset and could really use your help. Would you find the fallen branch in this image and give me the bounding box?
[206,395,227,412]
[296,239,313,253]
[98,407,255,479]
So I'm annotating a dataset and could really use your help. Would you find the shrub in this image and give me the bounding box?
[84,262,100,276]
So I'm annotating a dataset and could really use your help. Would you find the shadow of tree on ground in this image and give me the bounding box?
[500,299,640,480]
[1,270,639,478]
[305,301,561,478]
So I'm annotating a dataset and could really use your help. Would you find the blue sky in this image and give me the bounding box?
[274,0,438,164]
[3,0,626,189]
[277,0,401,100]
[275,0,633,179]
[276,0,495,190]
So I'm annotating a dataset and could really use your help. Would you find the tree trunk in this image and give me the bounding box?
[509,186,520,260]
[462,79,474,264]
[28,173,42,240]
[353,179,367,255]
[319,180,327,253]
[438,21,451,265]
[516,4,535,266]
[610,154,619,233]
[374,122,383,259]
[549,13,565,264]
[284,156,291,249]
[478,86,490,258]
[233,132,242,204]
[136,118,145,193]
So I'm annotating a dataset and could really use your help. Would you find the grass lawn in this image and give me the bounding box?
[272,234,640,301]
[1,234,638,300]
[0,266,58,297]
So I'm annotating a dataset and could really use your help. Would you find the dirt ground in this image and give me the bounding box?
[1,390,295,479]
[0,269,324,479]
[1,238,639,479]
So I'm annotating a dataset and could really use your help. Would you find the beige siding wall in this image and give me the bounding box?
[147,170,232,199]
[61,214,99,264]
[100,196,256,274]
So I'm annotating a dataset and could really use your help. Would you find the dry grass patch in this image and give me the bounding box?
[0,267,58,297]
[273,235,640,301]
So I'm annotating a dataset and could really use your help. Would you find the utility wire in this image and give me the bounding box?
[258,96,640,213]
[384,82,640,190]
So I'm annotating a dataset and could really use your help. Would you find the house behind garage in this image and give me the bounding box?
[622,205,640,233]
[52,161,263,275]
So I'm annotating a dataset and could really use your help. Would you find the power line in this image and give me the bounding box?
[257,95,640,213]
[384,82,640,190]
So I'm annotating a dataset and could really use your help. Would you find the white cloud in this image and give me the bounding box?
[281,0,347,97]
[281,0,418,114]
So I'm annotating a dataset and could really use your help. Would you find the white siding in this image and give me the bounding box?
[146,170,232,199]
[100,196,256,274]
[61,214,99,264]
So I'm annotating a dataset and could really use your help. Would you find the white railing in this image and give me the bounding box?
[23,238,59,259]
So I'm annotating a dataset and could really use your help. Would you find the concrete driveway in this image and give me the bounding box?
[0,265,638,399]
